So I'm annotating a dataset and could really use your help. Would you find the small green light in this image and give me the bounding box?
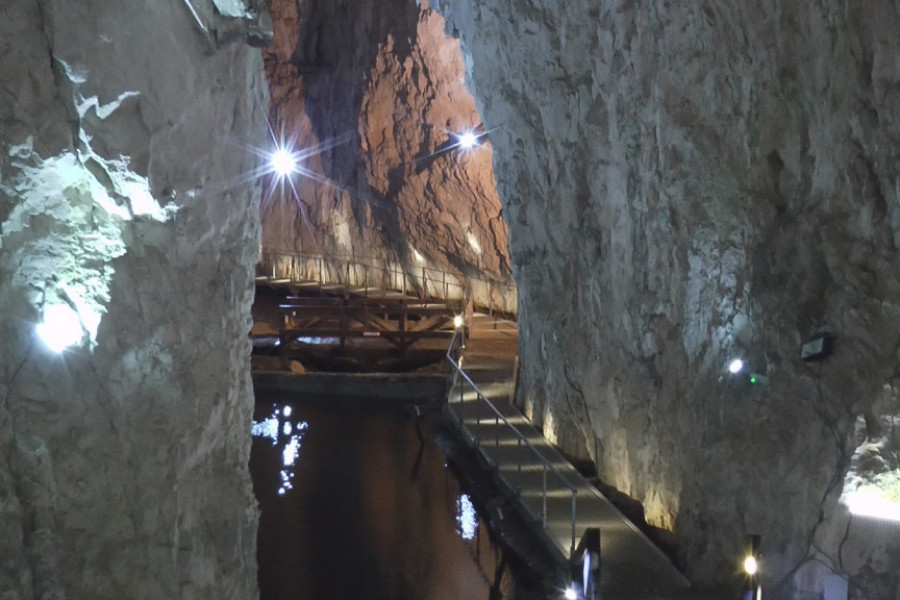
[750,375,758,384]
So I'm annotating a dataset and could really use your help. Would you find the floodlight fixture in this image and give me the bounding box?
[800,332,834,362]
[847,490,900,522]
[743,555,758,576]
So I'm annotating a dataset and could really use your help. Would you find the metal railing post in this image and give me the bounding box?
[517,438,522,475]
[459,378,464,423]
[571,490,577,557]
[495,415,499,448]
[542,464,548,527]
[472,388,478,447]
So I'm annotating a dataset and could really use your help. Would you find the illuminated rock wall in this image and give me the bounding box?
[0,1,267,597]
[261,0,512,287]
[431,1,900,597]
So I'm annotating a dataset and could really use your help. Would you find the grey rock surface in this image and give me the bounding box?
[429,1,900,598]
[0,1,267,598]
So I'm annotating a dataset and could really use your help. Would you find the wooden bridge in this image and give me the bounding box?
[253,251,515,371]
[278,293,459,351]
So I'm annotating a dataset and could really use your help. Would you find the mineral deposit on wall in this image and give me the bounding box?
[0,1,268,597]
[431,1,900,597]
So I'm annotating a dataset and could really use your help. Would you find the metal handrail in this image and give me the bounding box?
[444,329,578,556]
[258,248,517,316]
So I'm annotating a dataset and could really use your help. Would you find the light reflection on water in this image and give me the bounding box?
[251,404,309,496]
[249,397,527,600]
[457,494,478,540]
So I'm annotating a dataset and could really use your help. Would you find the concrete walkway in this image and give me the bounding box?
[446,313,693,600]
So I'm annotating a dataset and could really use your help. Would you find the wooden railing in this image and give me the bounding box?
[257,249,517,316]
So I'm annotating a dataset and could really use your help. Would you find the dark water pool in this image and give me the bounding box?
[250,394,529,600]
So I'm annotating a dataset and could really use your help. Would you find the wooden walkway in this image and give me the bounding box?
[254,276,460,370]
[447,314,695,599]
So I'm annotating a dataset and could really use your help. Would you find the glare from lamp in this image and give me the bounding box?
[454,315,464,329]
[743,555,758,576]
[270,147,296,176]
[728,358,744,374]
[847,490,900,522]
[36,304,83,353]
[457,131,479,149]
[564,587,577,600]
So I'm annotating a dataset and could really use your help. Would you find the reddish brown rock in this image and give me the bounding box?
[261,0,511,285]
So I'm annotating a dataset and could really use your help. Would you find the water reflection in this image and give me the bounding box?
[457,494,478,541]
[251,404,309,496]
[250,396,524,600]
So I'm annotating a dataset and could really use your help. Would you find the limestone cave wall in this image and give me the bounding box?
[261,0,512,291]
[431,1,900,598]
[0,1,267,597]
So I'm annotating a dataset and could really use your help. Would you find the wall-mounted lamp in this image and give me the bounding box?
[800,332,835,362]
[742,534,761,600]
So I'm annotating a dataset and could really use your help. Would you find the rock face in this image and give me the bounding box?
[429,1,900,597]
[261,0,512,292]
[0,1,267,597]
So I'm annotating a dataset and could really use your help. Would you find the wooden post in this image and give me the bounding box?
[399,301,407,349]
[339,299,347,350]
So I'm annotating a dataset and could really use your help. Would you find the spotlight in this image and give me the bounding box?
[270,147,296,176]
[453,315,464,329]
[728,358,744,374]
[742,534,762,600]
[563,587,577,600]
[743,555,758,576]
[847,490,900,522]
[36,303,83,353]
[457,131,479,149]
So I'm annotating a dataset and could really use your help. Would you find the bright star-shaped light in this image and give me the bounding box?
[36,303,83,353]
[270,148,297,176]
[457,131,479,149]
